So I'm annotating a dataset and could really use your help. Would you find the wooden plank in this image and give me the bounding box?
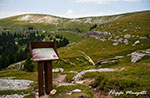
[44,61,52,94]
[38,62,44,97]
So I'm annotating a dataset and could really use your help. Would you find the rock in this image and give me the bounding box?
[123,29,127,32]
[123,39,128,45]
[101,61,109,64]
[95,56,123,66]
[72,68,116,82]
[114,56,124,59]
[82,31,111,39]
[108,37,112,40]
[132,40,140,46]
[75,81,84,84]
[118,38,123,43]
[115,36,120,39]
[120,67,125,71]
[0,77,33,91]
[66,92,72,95]
[140,37,147,39]
[0,94,24,98]
[50,89,57,96]
[52,68,64,72]
[124,34,131,39]
[57,83,75,87]
[145,49,150,54]
[132,35,135,37]
[113,43,118,46]
[69,71,78,73]
[72,89,82,93]
[130,52,146,63]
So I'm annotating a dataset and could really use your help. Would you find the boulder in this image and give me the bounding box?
[130,52,146,63]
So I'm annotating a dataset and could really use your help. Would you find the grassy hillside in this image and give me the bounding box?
[0,11,150,98]
[1,11,147,34]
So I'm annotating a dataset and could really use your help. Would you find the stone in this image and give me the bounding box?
[145,49,150,54]
[123,39,128,45]
[66,92,72,95]
[52,68,64,72]
[114,56,124,59]
[115,36,120,39]
[72,68,116,82]
[50,89,57,96]
[140,37,147,39]
[0,94,24,98]
[118,38,123,43]
[69,71,78,73]
[57,83,75,87]
[0,77,33,91]
[132,40,140,46]
[113,43,118,46]
[130,52,146,63]
[120,67,125,71]
[72,89,82,93]
[101,61,109,64]
[75,81,84,84]
[124,34,131,39]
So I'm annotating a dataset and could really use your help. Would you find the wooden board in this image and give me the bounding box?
[32,48,59,61]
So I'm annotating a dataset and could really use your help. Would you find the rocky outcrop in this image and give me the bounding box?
[128,49,150,63]
[129,52,146,63]
[0,77,33,91]
[95,56,124,65]
[82,31,111,40]
[0,94,24,98]
[72,68,116,82]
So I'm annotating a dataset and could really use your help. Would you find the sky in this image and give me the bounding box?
[0,0,150,19]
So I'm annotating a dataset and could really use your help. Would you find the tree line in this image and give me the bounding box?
[0,27,69,70]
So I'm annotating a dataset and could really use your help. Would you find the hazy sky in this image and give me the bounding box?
[0,0,150,19]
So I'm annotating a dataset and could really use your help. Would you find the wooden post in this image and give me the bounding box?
[38,62,44,96]
[44,61,52,94]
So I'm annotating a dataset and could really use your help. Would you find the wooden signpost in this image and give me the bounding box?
[30,42,59,97]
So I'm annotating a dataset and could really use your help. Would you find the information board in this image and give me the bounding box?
[32,48,59,61]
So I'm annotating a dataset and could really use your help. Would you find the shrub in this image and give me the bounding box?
[24,53,34,72]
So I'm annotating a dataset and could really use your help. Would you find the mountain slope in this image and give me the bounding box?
[0,10,150,98]
[1,11,149,33]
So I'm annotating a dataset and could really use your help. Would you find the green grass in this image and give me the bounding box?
[82,60,150,98]
[51,32,82,43]
[53,84,93,98]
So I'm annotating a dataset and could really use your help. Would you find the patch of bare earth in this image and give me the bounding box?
[53,74,67,84]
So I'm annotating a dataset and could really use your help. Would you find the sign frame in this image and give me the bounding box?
[30,42,59,97]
